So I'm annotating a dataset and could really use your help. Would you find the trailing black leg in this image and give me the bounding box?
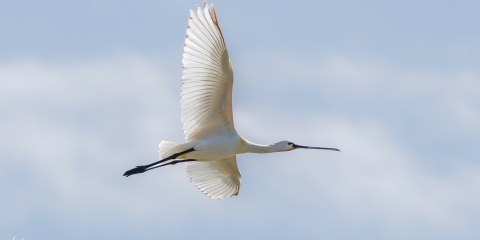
[123,148,195,177]
[146,159,196,171]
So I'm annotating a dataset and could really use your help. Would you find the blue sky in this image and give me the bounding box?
[1,0,479,239]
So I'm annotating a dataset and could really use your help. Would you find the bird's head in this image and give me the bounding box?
[274,140,341,152]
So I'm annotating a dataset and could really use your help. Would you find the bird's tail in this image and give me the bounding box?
[158,141,187,160]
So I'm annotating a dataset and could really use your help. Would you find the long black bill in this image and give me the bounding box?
[292,144,340,152]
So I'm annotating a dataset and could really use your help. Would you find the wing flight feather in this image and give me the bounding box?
[181,2,235,141]
[186,156,241,200]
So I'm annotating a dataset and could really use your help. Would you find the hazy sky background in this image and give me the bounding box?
[1,0,479,239]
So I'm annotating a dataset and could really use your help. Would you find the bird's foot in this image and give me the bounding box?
[123,165,148,177]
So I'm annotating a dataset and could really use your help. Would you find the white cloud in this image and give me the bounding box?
[1,54,479,239]
[234,53,480,237]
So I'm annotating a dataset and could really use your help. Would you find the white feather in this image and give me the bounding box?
[186,156,241,200]
[181,2,235,142]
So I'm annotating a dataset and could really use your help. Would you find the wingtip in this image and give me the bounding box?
[207,3,223,39]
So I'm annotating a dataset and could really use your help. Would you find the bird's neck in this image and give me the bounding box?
[242,140,280,154]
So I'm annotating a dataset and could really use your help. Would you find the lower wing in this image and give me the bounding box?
[186,156,241,200]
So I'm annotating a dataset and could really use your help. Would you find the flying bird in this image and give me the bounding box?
[124,1,340,200]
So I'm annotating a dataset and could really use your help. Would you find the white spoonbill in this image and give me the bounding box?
[124,1,340,200]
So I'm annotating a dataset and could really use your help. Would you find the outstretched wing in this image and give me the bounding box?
[186,156,241,200]
[181,2,235,141]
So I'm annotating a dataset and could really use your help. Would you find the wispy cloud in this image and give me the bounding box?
[1,54,479,239]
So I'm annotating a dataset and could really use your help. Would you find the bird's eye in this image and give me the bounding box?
[287,142,293,146]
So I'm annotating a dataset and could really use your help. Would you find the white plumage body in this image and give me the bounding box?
[124,1,340,200]
[170,133,244,161]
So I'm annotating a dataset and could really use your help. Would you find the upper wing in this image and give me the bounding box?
[186,156,241,200]
[181,2,235,141]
